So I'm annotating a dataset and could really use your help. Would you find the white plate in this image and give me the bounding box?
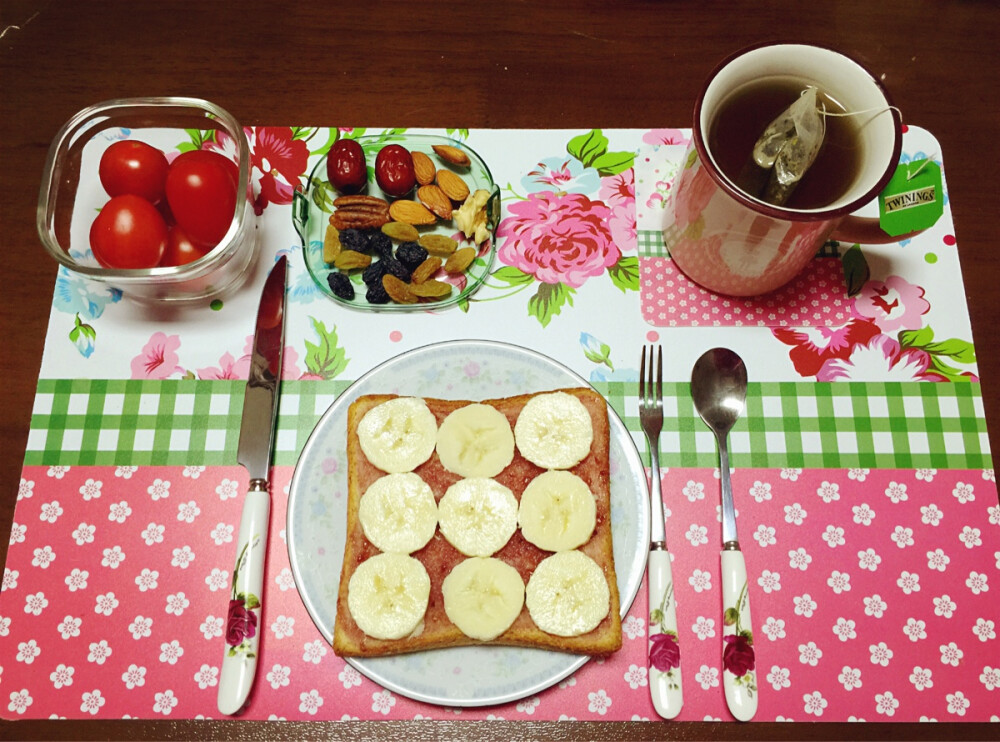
[286,340,649,707]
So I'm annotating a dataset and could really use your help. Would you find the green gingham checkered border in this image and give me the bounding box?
[638,229,668,258]
[638,228,844,262]
[21,378,992,470]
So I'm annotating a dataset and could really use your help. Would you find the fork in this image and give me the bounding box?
[639,345,683,719]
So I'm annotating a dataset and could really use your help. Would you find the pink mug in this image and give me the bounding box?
[665,43,905,297]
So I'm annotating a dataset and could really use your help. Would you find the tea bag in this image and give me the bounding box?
[750,87,826,206]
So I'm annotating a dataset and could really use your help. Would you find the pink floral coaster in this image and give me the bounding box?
[3,465,998,722]
[640,255,852,327]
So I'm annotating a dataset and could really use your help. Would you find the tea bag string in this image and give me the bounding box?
[807,91,932,181]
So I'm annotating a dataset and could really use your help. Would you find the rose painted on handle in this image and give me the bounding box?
[723,633,755,677]
[649,631,681,672]
[226,598,258,647]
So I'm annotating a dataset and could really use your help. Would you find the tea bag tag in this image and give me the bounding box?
[878,158,944,236]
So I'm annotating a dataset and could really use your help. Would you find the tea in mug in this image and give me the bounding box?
[707,76,862,210]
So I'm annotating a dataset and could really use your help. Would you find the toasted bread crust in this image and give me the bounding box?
[333,387,622,657]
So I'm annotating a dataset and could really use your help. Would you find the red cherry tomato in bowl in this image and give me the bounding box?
[89,194,168,269]
[99,140,169,203]
[171,149,240,190]
[165,152,238,249]
[159,224,211,267]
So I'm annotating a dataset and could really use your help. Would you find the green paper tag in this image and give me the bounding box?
[878,159,944,236]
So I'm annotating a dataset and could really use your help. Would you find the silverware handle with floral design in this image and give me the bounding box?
[648,548,683,718]
[721,547,757,721]
[217,482,270,715]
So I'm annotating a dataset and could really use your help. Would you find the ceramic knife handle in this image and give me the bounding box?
[648,548,683,719]
[217,483,270,715]
[721,548,757,722]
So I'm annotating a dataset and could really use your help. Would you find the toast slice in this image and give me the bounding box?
[332,386,622,657]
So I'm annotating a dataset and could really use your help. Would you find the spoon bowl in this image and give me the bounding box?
[691,348,747,438]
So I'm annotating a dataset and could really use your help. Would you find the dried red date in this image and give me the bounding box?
[374,144,416,198]
[326,139,367,195]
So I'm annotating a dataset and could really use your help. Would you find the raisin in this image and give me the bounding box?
[396,241,429,271]
[368,232,394,260]
[366,281,390,304]
[383,256,412,283]
[339,228,369,252]
[362,259,388,286]
[326,271,355,300]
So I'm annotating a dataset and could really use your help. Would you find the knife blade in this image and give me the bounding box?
[217,254,287,716]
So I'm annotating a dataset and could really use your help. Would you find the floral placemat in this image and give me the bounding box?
[3,465,998,721]
[3,125,994,722]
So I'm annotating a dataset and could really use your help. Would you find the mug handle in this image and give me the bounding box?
[832,214,923,245]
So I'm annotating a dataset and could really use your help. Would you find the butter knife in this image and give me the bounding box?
[217,255,287,715]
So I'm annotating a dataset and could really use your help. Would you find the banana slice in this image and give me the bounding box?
[518,470,597,552]
[525,550,610,637]
[513,392,594,470]
[357,397,438,473]
[358,472,438,554]
[438,478,518,557]
[435,403,515,478]
[442,557,525,641]
[348,552,431,640]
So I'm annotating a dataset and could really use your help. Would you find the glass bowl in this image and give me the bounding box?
[292,133,501,311]
[37,97,257,303]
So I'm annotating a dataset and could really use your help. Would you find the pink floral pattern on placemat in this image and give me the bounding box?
[2,465,999,721]
[641,256,852,328]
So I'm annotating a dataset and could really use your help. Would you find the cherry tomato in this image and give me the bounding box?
[89,194,168,269]
[159,224,211,267]
[99,141,169,203]
[172,149,240,189]
[326,139,367,194]
[375,144,416,197]
[165,153,237,248]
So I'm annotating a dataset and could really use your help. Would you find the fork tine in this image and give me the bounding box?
[656,345,663,403]
[639,345,647,403]
[647,345,655,406]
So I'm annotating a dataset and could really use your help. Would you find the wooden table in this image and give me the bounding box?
[1,1,998,738]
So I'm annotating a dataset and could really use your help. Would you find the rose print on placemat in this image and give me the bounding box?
[775,274,978,382]
[479,130,639,327]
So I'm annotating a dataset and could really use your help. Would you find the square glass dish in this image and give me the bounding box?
[37,97,257,303]
[292,133,501,311]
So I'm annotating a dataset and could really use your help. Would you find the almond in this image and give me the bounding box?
[444,246,476,274]
[412,151,436,185]
[388,199,437,226]
[382,274,417,304]
[381,221,420,242]
[436,169,470,202]
[417,185,453,219]
[418,234,459,257]
[432,144,471,167]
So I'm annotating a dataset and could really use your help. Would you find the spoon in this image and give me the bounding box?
[691,348,757,722]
